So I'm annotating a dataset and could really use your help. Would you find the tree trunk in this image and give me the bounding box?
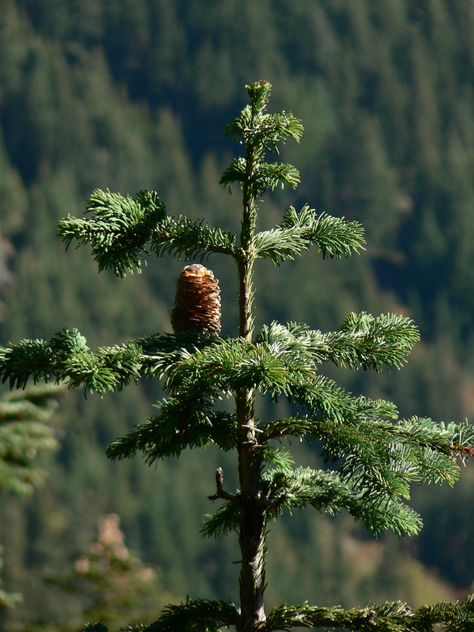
[236,388,267,631]
[236,252,267,630]
[238,497,267,628]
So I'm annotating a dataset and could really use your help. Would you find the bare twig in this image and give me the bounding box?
[208,467,240,503]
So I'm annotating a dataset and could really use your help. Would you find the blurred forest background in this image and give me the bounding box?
[0,0,473,629]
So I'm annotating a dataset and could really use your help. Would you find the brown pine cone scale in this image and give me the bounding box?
[171,264,221,335]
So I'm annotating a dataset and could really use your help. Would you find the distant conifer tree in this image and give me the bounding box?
[1,82,473,630]
[0,384,61,495]
[0,384,62,611]
[45,513,170,631]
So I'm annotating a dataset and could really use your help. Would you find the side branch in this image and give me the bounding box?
[265,593,474,630]
[0,330,143,392]
[58,189,237,277]
[0,329,225,394]
[252,205,366,265]
[257,316,420,372]
[208,467,241,503]
[58,189,166,276]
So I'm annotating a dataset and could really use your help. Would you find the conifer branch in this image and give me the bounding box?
[220,157,247,190]
[58,189,166,276]
[283,207,367,258]
[264,593,474,630]
[414,593,474,629]
[106,398,237,462]
[253,163,301,192]
[202,466,423,538]
[159,337,407,425]
[263,467,422,536]
[0,330,143,392]
[58,189,237,277]
[220,159,301,195]
[138,331,222,378]
[150,216,237,260]
[258,316,419,371]
[258,412,474,536]
[160,332,410,407]
[288,375,379,424]
[144,599,240,631]
[162,337,310,397]
[253,111,304,146]
[83,595,474,631]
[0,330,218,393]
[261,413,474,465]
[265,600,411,630]
[0,339,57,389]
[261,446,294,473]
[336,312,420,369]
[253,206,366,264]
[264,412,473,477]
[201,501,241,539]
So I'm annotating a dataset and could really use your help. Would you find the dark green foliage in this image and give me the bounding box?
[257,315,420,370]
[144,599,240,631]
[106,400,237,461]
[254,207,366,264]
[0,545,22,610]
[265,594,474,631]
[150,216,237,260]
[59,189,238,276]
[0,384,62,612]
[0,330,141,392]
[59,189,167,276]
[0,384,62,495]
[201,465,423,540]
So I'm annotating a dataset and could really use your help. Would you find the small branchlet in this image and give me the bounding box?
[208,467,240,504]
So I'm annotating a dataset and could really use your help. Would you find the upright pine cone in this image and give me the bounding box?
[171,264,221,335]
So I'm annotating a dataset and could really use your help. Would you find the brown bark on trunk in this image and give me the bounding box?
[236,255,267,630]
[236,387,267,631]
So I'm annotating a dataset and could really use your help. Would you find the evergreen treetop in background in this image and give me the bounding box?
[1,81,474,630]
[0,384,63,611]
[0,385,61,495]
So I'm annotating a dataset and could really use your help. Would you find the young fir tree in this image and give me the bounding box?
[1,81,474,631]
[45,513,171,631]
[0,384,62,495]
[0,384,62,611]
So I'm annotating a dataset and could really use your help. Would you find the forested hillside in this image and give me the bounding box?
[0,1,473,628]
